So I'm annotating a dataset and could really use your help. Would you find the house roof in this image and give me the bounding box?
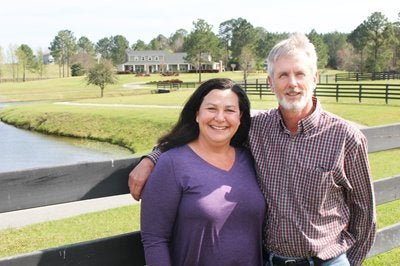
[124,50,188,64]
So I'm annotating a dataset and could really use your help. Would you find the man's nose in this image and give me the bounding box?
[288,75,298,87]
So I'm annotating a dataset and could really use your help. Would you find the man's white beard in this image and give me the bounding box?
[275,91,310,112]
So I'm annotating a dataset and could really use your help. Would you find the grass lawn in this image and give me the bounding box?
[0,72,399,264]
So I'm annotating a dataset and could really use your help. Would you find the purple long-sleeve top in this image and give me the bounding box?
[141,145,266,266]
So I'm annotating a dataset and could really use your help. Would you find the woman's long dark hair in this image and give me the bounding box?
[158,78,251,152]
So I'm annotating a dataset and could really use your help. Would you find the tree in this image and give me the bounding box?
[170,29,187,52]
[132,39,149,50]
[348,23,369,72]
[389,12,400,70]
[95,35,129,66]
[0,46,3,80]
[7,44,18,80]
[239,45,256,80]
[218,19,235,69]
[253,29,285,71]
[96,37,112,61]
[219,18,257,68]
[110,35,130,65]
[364,12,393,72]
[323,31,348,69]
[86,60,117,98]
[77,36,95,55]
[184,19,222,82]
[307,30,329,69]
[75,36,96,70]
[49,30,77,77]
[336,43,360,71]
[149,34,169,51]
[16,44,35,82]
[71,63,85,76]
[31,49,46,78]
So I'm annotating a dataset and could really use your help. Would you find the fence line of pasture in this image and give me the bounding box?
[335,72,400,82]
[238,81,400,104]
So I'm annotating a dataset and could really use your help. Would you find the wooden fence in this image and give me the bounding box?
[156,81,197,89]
[314,83,400,104]
[239,81,400,104]
[335,72,400,82]
[0,124,399,265]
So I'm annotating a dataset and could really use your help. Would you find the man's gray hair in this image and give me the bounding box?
[266,32,318,77]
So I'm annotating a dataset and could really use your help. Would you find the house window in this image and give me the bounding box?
[134,56,139,61]
[154,56,159,61]
[148,56,152,61]
[141,56,145,61]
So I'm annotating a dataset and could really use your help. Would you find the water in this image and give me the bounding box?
[0,102,134,172]
[0,121,134,172]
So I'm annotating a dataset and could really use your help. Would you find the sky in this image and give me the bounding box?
[0,0,398,53]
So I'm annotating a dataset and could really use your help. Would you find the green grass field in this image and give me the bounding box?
[0,71,399,264]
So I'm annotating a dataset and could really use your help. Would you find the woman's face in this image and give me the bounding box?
[196,89,241,148]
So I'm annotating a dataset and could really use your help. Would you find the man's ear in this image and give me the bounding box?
[268,76,275,93]
[314,71,319,84]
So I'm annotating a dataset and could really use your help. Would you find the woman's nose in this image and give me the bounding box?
[214,110,225,122]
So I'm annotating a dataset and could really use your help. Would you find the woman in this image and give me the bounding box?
[140,78,266,266]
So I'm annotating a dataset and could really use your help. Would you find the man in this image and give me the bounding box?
[129,33,376,266]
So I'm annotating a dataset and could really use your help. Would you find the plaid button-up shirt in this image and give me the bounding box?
[249,98,376,266]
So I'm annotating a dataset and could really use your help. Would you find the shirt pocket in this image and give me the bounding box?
[295,167,341,216]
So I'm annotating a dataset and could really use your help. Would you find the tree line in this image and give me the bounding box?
[0,11,399,81]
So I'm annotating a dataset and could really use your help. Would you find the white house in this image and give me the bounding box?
[43,53,54,64]
[118,50,223,73]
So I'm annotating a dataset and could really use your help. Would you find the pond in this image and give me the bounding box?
[0,102,134,173]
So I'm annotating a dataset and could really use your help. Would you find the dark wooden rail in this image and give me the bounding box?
[151,78,400,104]
[0,125,399,265]
[238,80,400,104]
[335,72,400,82]
[314,83,400,104]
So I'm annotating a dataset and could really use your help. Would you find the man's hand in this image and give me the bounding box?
[128,157,155,200]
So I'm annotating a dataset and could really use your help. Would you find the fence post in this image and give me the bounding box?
[359,84,362,103]
[335,84,339,102]
[256,79,262,100]
[385,84,389,104]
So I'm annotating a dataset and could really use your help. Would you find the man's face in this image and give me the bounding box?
[268,52,317,113]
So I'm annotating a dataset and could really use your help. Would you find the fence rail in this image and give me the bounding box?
[335,72,400,82]
[239,81,400,104]
[156,81,197,89]
[314,83,400,104]
[0,125,399,265]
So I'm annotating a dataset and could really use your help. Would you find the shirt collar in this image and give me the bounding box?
[277,97,321,134]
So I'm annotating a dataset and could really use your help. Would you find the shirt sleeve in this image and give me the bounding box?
[144,146,162,165]
[140,152,181,266]
[345,135,377,266]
